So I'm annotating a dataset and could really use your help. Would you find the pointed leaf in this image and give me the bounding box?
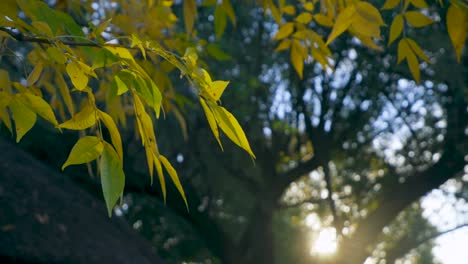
[291,40,305,79]
[314,14,334,27]
[447,5,468,62]
[59,103,96,130]
[410,0,428,8]
[274,22,294,40]
[406,38,430,63]
[326,6,356,45]
[62,136,103,170]
[356,2,386,25]
[405,11,433,27]
[388,14,404,45]
[275,39,291,52]
[382,0,401,10]
[100,142,125,217]
[200,98,223,150]
[159,155,188,210]
[66,61,88,91]
[9,98,37,142]
[19,92,58,125]
[26,63,43,87]
[98,110,123,162]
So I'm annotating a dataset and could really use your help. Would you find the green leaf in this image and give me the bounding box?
[183,0,197,35]
[214,5,227,39]
[199,98,223,150]
[206,44,232,60]
[19,92,58,126]
[98,110,123,163]
[100,142,125,217]
[114,75,129,95]
[47,47,67,64]
[62,136,103,170]
[159,155,188,210]
[213,105,256,159]
[59,103,97,130]
[9,97,37,142]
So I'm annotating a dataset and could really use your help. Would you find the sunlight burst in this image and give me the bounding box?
[311,228,337,256]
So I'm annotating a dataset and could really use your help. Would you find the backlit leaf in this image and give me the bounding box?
[100,142,125,217]
[59,103,97,130]
[9,98,37,142]
[66,61,88,91]
[295,12,313,24]
[98,110,123,162]
[274,22,294,40]
[200,98,223,150]
[153,153,166,202]
[275,39,291,52]
[405,11,433,27]
[114,75,129,95]
[314,14,334,27]
[356,2,386,25]
[47,47,67,64]
[291,40,305,79]
[159,155,188,210]
[388,14,404,45]
[447,5,468,62]
[19,92,58,126]
[62,136,103,170]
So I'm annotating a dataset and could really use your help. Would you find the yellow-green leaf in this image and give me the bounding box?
[200,98,223,150]
[213,105,255,158]
[356,2,386,25]
[66,61,88,91]
[183,0,197,34]
[405,11,433,27]
[100,142,125,217]
[26,63,43,87]
[98,110,123,163]
[59,103,97,130]
[214,5,227,39]
[114,75,129,95]
[62,136,103,170]
[382,0,401,10]
[283,5,296,15]
[295,12,313,24]
[153,153,166,202]
[388,14,404,45]
[274,22,294,40]
[326,6,356,45]
[104,46,135,62]
[0,69,11,91]
[9,98,37,142]
[0,107,12,134]
[406,38,431,63]
[291,40,305,79]
[47,47,67,64]
[55,73,74,115]
[314,14,334,27]
[159,155,188,210]
[19,92,58,126]
[447,5,468,62]
[222,0,236,25]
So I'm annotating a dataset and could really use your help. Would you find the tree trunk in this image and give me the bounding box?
[0,138,164,264]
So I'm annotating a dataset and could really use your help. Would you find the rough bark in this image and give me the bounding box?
[0,138,164,264]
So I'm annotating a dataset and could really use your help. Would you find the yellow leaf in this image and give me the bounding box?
[159,155,188,210]
[356,2,386,25]
[200,98,223,150]
[55,73,75,115]
[0,69,11,91]
[447,5,468,62]
[388,14,404,45]
[283,5,296,15]
[304,2,314,11]
[32,21,53,37]
[0,107,12,134]
[210,80,229,101]
[397,38,412,63]
[291,40,305,79]
[62,136,103,170]
[66,61,88,91]
[410,0,428,8]
[406,48,420,83]
[104,46,135,62]
[381,0,401,10]
[274,22,295,40]
[295,12,313,24]
[213,105,255,158]
[153,152,166,202]
[406,38,431,63]
[351,14,381,38]
[405,11,433,27]
[183,0,197,34]
[59,103,97,130]
[314,14,334,27]
[19,92,58,126]
[98,110,123,163]
[275,39,291,52]
[326,6,356,45]
[9,97,37,142]
[26,63,43,87]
